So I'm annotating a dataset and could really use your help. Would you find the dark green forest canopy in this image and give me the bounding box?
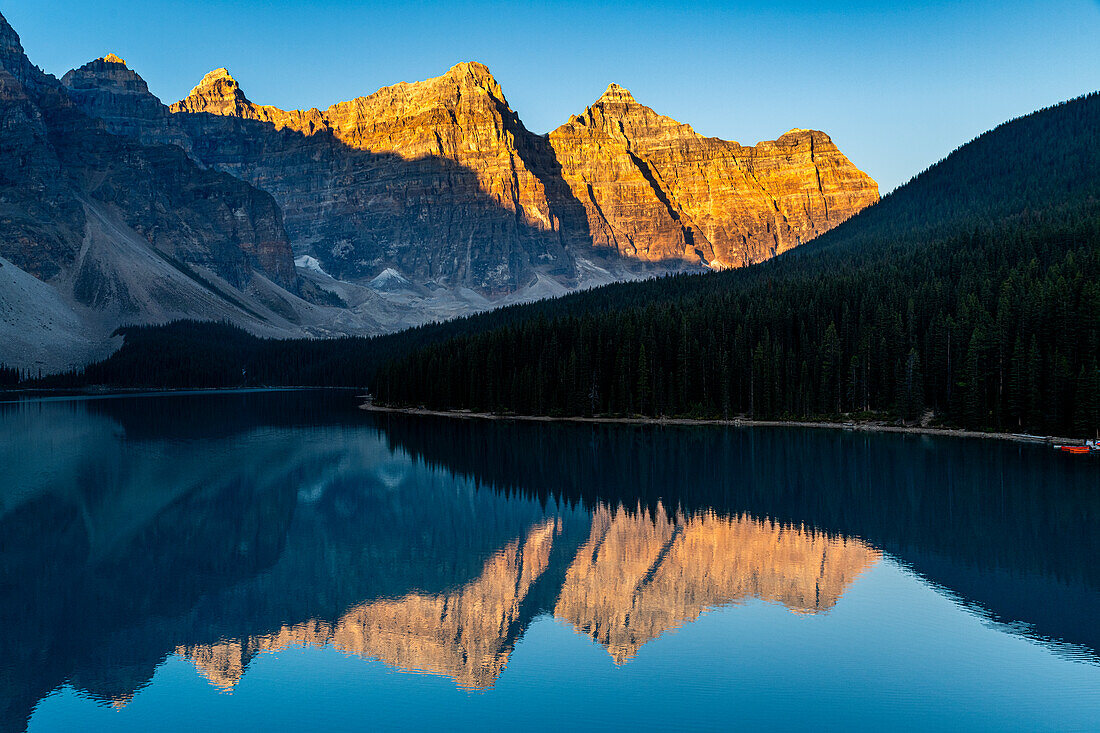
[43,92,1100,436]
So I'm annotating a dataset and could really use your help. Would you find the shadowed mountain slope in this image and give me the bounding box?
[0,12,335,373]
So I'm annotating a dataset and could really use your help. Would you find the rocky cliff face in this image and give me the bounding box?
[0,13,312,371]
[163,62,576,291]
[64,55,877,291]
[548,85,879,266]
[0,13,297,292]
[60,55,191,151]
[0,15,86,281]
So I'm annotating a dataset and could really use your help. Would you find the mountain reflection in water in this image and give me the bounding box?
[177,511,877,692]
[0,391,1097,732]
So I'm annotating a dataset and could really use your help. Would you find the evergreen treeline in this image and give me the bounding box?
[0,364,21,387]
[373,92,1100,436]
[39,322,380,389]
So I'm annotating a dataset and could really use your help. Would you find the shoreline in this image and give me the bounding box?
[361,402,1088,446]
[0,385,359,404]
[3,386,1086,446]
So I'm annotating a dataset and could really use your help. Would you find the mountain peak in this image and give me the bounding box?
[598,83,636,104]
[172,67,252,115]
[447,61,494,80]
[443,61,506,100]
[0,11,21,52]
[61,53,150,96]
[195,67,240,91]
[203,67,234,82]
[0,9,34,84]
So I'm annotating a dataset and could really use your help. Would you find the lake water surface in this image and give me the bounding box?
[1,390,1098,731]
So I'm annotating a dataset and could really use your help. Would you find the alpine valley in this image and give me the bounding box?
[0,11,877,373]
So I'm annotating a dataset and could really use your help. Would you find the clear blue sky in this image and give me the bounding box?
[5,0,1099,192]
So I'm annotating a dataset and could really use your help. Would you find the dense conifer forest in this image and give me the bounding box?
[0,364,21,387]
[28,92,1100,437]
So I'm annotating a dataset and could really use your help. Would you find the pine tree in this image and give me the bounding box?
[901,348,926,423]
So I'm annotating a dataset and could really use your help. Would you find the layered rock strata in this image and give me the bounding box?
[0,16,297,291]
[62,56,877,290]
[549,85,880,265]
[164,63,576,291]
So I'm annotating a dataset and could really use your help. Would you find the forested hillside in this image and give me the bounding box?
[373,92,1100,436]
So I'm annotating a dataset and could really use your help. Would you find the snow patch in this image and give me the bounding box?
[369,267,413,292]
[295,255,331,278]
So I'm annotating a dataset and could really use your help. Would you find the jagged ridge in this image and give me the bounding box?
[65,54,878,290]
[0,11,306,371]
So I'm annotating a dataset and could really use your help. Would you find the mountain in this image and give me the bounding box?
[0,19,299,288]
[163,62,581,292]
[155,66,876,286]
[67,57,876,291]
[368,91,1100,436]
[548,84,877,266]
[60,54,191,151]
[0,13,358,372]
[0,10,875,372]
[55,47,873,305]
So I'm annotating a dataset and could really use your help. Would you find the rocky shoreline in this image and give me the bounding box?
[360,401,1090,447]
